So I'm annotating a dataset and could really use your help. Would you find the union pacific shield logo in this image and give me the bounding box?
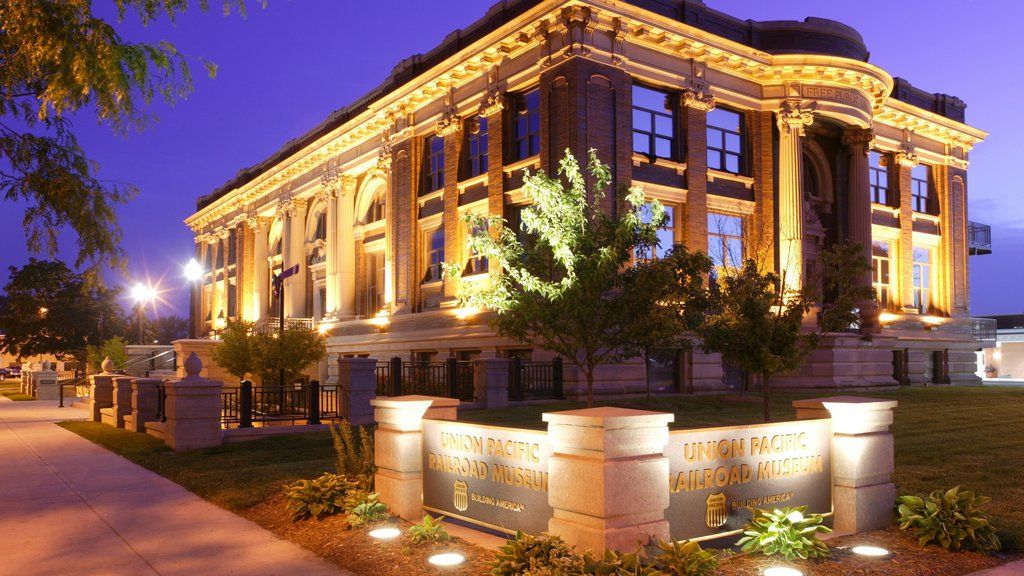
[705,493,728,528]
[453,480,469,512]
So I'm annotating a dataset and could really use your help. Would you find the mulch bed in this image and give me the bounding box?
[717,528,1016,576]
[243,494,494,576]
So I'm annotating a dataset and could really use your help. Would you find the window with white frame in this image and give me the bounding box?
[912,247,931,313]
[872,241,892,309]
[707,212,743,270]
[706,108,744,174]
[869,151,890,205]
[632,85,675,161]
[911,164,930,213]
[423,228,445,283]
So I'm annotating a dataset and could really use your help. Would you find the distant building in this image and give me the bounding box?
[185,0,992,396]
[978,315,1024,380]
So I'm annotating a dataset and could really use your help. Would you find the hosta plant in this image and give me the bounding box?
[344,490,389,528]
[652,539,718,576]
[282,473,357,521]
[408,514,451,544]
[897,486,1001,552]
[583,548,664,576]
[736,506,831,560]
[491,531,586,575]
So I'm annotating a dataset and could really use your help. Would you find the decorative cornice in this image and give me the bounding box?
[842,127,875,156]
[777,100,815,137]
[478,66,504,117]
[376,131,393,172]
[610,17,629,67]
[434,88,462,137]
[896,129,920,167]
[681,86,715,112]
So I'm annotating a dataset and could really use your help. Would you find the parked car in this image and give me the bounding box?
[2,366,22,379]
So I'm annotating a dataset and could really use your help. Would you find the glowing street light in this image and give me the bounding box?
[184,258,203,282]
[131,282,158,345]
[184,258,204,339]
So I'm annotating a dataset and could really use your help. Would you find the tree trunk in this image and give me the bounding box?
[762,372,771,422]
[644,351,651,400]
[585,367,595,408]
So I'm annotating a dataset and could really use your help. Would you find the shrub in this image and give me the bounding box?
[897,486,1001,552]
[651,539,718,576]
[329,420,375,489]
[736,506,831,560]
[282,473,357,521]
[583,549,663,575]
[408,514,451,544]
[343,490,389,528]
[491,531,586,575]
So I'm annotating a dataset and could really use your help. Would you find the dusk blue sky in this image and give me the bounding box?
[1,0,1020,319]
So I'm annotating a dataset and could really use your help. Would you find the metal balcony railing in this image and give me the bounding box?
[972,317,997,342]
[968,221,992,256]
[252,317,315,334]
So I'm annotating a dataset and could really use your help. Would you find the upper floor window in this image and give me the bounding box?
[214,243,224,270]
[423,228,445,283]
[464,222,489,276]
[872,241,892,310]
[424,135,445,193]
[365,193,386,224]
[313,210,327,242]
[464,116,489,179]
[227,228,237,266]
[363,252,385,315]
[636,203,675,260]
[706,108,744,174]
[911,164,930,213]
[203,248,213,285]
[632,85,675,161]
[912,247,931,313]
[511,90,540,162]
[869,151,890,205]
[708,212,743,270]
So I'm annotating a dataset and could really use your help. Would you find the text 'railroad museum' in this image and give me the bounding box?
[185,0,991,395]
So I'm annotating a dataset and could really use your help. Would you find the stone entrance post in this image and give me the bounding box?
[164,353,223,451]
[126,378,162,433]
[89,357,117,422]
[337,357,377,426]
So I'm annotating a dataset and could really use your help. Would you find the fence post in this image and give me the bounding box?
[553,357,565,399]
[445,357,458,399]
[390,357,403,396]
[240,380,253,429]
[510,356,524,401]
[308,380,321,425]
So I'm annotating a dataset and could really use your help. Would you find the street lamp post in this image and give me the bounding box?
[131,283,157,345]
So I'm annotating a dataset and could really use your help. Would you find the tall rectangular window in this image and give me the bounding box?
[464,222,489,275]
[632,85,675,161]
[364,252,385,314]
[511,90,540,161]
[706,108,744,174]
[911,164,930,213]
[227,228,237,266]
[913,247,931,313]
[872,241,891,309]
[708,212,743,270]
[424,135,445,193]
[637,203,675,260]
[227,280,237,318]
[423,228,445,283]
[464,116,488,179]
[869,151,889,205]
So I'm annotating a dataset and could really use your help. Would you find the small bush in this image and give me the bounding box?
[736,506,831,560]
[897,486,1001,552]
[282,473,357,521]
[330,420,375,489]
[408,514,451,544]
[343,490,389,528]
[491,531,586,575]
[652,539,718,576]
[583,549,662,575]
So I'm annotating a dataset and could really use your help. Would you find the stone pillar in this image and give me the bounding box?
[338,175,358,319]
[793,396,897,534]
[896,150,919,313]
[164,353,223,451]
[843,127,877,331]
[321,183,339,318]
[102,375,134,428]
[34,369,59,401]
[89,357,116,422]
[439,102,463,302]
[682,88,714,251]
[338,357,378,426]
[371,396,460,521]
[776,100,814,296]
[128,378,162,433]
[250,217,270,321]
[474,358,509,409]
[543,407,674,553]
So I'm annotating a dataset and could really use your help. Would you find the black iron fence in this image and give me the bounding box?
[375,357,475,401]
[509,357,564,401]
[220,380,344,428]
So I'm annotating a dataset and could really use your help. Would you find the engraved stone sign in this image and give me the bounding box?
[422,419,552,535]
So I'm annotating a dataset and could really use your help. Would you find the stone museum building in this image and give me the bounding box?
[185,0,990,395]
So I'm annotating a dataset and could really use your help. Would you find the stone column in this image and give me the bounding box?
[321,182,340,318]
[217,229,231,323]
[439,100,462,302]
[793,396,897,534]
[543,407,674,553]
[338,175,358,319]
[337,357,378,426]
[34,368,58,401]
[682,88,715,251]
[843,128,877,331]
[776,100,814,296]
[474,358,509,409]
[481,81,505,221]
[164,353,223,451]
[371,396,460,521]
[896,150,919,313]
[250,217,269,321]
[102,375,134,428]
[128,378,162,433]
[290,198,309,318]
[89,357,116,422]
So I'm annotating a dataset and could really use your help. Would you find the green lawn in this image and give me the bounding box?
[60,386,1024,549]
[0,378,34,401]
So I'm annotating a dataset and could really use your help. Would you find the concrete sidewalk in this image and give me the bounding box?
[0,397,349,576]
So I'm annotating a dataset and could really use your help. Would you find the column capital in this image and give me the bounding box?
[435,89,462,137]
[842,127,875,155]
[246,214,270,231]
[777,100,814,137]
[896,149,920,167]
[376,133,393,172]
[681,86,715,112]
[478,66,505,117]
[340,174,359,196]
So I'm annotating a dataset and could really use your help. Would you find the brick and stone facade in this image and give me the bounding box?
[185,0,988,397]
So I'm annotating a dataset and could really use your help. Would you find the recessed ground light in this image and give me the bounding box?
[368,527,401,540]
[851,545,890,557]
[428,552,465,567]
[763,568,803,576]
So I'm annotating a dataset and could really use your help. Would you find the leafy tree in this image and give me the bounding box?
[147,315,189,344]
[447,149,670,407]
[253,328,327,386]
[817,242,877,334]
[211,319,256,381]
[698,261,818,422]
[0,0,251,269]
[86,336,129,372]
[0,259,124,360]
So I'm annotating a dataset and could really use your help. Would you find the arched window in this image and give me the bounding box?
[313,210,327,242]
[364,192,386,224]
